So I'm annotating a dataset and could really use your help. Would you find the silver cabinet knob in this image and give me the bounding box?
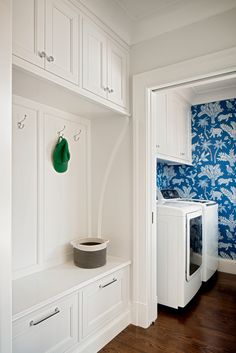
[38,51,46,58]
[47,55,54,62]
[103,86,108,91]
[180,152,185,156]
[108,88,114,93]
[156,144,160,148]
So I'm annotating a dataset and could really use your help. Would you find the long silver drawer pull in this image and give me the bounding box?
[29,307,60,327]
[99,278,117,289]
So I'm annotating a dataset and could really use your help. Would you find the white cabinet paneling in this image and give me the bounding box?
[45,0,79,83]
[12,260,131,353]
[12,294,78,353]
[81,268,129,339]
[13,0,45,67]
[153,91,192,164]
[43,114,89,264]
[107,40,127,107]
[82,17,128,109]
[12,96,91,276]
[82,18,107,98]
[12,103,39,275]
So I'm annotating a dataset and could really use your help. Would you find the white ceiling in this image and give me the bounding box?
[176,77,236,105]
[192,77,236,94]
[115,0,182,20]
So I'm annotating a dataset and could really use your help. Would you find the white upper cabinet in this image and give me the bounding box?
[13,0,45,68]
[153,91,192,164]
[13,0,79,84]
[82,17,128,109]
[45,0,79,83]
[82,18,107,98]
[12,0,130,113]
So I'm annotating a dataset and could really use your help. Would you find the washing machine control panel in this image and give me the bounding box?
[160,189,180,199]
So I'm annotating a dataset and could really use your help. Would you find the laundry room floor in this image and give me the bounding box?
[99,272,236,353]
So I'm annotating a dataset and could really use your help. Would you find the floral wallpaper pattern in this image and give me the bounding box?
[157,98,236,260]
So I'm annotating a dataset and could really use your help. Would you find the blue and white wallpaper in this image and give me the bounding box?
[157,98,236,260]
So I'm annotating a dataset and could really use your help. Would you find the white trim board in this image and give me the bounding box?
[133,46,236,329]
[218,259,236,275]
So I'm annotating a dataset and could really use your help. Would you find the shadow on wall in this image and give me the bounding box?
[157,98,236,260]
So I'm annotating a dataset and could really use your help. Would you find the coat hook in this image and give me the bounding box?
[74,129,82,141]
[57,125,66,137]
[17,114,27,129]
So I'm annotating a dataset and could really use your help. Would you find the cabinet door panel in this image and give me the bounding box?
[153,93,168,155]
[45,0,79,84]
[13,294,78,353]
[107,41,127,107]
[13,0,44,67]
[178,100,191,161]
[167,93,181,158]
[82,269,129,338]
[82,18,107,98]
[12,104,39,274]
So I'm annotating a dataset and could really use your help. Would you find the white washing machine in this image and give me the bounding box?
[156,201,203,309]
[157,188,218,281]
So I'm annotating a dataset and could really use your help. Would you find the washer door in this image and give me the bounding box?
[186,211,203,282]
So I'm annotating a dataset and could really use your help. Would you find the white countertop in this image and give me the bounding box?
[13,256,131,321]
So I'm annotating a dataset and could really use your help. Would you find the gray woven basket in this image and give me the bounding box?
[71,238,109,269]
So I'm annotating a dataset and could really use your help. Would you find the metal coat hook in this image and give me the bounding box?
[17,114,27,129]
[57,125,66,137]
[74,129,82,142]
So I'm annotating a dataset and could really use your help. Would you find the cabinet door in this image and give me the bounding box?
[107,40,128,108]
[12,294,78,353]
[13,0,45,67]
[166,93,181,159]
[153,93,168,155]
[81,268,129,339]
[177,99,191,161]
[45,0,79,84]
[82,18,107,98]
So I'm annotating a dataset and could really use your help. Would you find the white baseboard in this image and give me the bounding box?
[218,258,236,275]
[131,301,156,329]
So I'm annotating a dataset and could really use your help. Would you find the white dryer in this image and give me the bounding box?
[157,188,218,281]
[156,201,203,309]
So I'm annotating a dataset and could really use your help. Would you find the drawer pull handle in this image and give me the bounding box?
[38,51,46,58]
[29,307,60,327]
[46,55,54,63]
[99,278,117,289]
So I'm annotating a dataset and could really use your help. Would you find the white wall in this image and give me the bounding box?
[90,115,132,260]
[131,0,236,44]
[0,0,12,352]
[79,0,132,44]
[131,8,236,75]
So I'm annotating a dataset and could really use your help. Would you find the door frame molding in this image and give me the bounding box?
[132,46,236,328]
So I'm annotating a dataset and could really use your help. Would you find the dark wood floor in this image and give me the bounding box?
[99,272,236,353]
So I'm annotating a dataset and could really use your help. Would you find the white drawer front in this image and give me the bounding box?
[13,294,78,353]
[81,268,129,339]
